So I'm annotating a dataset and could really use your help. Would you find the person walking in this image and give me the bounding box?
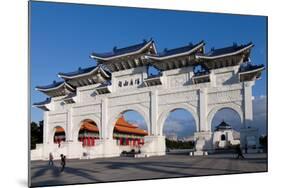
[48,152,54,166]
[236,145,245,159]
[60,154,66,172]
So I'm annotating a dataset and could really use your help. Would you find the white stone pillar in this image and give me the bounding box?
[66,108,72,142]
[243,81,254,128]
[43,111,49,144]
[101,98,108,139]
[150,90,158,136]
[199,88,208,131]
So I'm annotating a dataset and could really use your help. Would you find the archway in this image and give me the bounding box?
[53,126,66,147]
[112,110,148,151]
[207,104,243,131]
[78,119,100,147]
[211,108,242,149]
[162,108,196,153]
[211,108,242,132]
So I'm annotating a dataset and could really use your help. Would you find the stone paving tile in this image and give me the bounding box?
[30,153,267,187]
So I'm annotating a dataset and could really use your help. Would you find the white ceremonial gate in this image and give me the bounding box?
[31,40,265,160]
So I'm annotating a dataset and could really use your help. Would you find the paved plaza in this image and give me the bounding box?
[30,153,267,187]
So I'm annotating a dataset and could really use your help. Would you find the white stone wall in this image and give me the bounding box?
[31,65,259,160]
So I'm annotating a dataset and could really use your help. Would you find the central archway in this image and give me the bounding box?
[158,103,199,135]
[162,108,197,153]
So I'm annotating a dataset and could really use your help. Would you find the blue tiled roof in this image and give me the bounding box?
[58,65,111,78]
[150,41,204,57]
[36,81,64,90]
[215,121,232,131]
[239,64,264,73]
[91,39,153,58]
[206,42,253,57]
[33,98,51,106]
[59,66,98,77]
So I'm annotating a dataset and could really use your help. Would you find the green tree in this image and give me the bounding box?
[30,121,43,149]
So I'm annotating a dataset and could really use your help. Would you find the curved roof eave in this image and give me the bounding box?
[238,66,265,75]
[58,66,111,80]
[146,41,204,61]
[35,82,75,92]
[90,40,155,61]
[196,43,254,60]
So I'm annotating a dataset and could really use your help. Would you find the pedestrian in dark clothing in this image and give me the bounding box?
[60,154,66,172]
[48,152,54,166]
[236,145,244,159]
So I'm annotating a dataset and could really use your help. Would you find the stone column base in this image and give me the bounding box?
[140,135,166,157]
[192,131,213,156]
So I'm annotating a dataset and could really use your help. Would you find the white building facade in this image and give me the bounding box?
[31,39,265,160]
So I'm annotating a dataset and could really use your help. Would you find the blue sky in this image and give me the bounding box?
[30,2,267,135]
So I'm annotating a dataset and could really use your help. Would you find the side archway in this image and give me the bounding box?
[107,104,150,139]
[48,124,67,144]
[158,103,199,136]
[72,115,101,142]
[50,126,66,146]
[207,103,243,131]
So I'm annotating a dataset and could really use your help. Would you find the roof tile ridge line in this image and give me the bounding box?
[35,81,65,91]
[58,65,111,79]
[35,81,75,92]
[111,39,152,52]
[90,40,155,61]
[238,66,265,75]
[195,42,254,59]
[146,41,205,60]
[32,98,51,107]
[57,66,99,78]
